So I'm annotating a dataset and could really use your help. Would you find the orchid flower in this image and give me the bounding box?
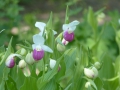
[62,20,80,41]
[35,22,57,36]
[84,67,98,78]
[32,34,53,61]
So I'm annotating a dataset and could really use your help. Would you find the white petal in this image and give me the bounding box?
[68,26,76,32]
[33,34,45,44]
[53,30,57,35]
[69,20,80,26]
[41,45,53,53]
[84,68,95,78]
[35,22,46,36]
[32,44,37,50]
[62,24,69,31]
[50,59,56,69]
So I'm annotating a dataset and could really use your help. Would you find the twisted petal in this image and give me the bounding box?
[69,20,80,26]
[35,22,46,36]
[33,34,45,44]
[53,30,57,35]
[41,45,53,53]
[68,20,80,32]
[62,24,69,31]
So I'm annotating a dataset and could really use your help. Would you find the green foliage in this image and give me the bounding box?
[1,6,120,90]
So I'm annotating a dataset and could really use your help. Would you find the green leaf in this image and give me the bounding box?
[16,68,25,90]
[88,7,97,32]
[94,77,103,90]
[40,78,57,90]
[0,45,5,53]
[65,5,69,24]
[6,75,17,90]
[0,37,13,65]
[16,44,32,50]
[0,80,5,90]
[20,76,38,90]
[64,48,77,70]
[46,12,53,30]
[37,54,64,89]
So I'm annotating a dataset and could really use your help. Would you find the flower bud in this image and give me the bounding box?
[85,82,91,88]
[18,60,26,69]
[20,48,27,56]
[50,59,61,71]
[32,49,44,61]
[25,52,35,65]
[94,62,101,69]
[91,67,98,78]
[84,68,95,78]
[97,13,105,25]
[62,38,69,45]
[5,54,15,68]
[57,43,65,52]
[50,59,56,69]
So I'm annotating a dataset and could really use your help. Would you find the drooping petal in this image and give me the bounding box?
[35,22,46,36]
[41,45,53,53]
[62,24,69,31]
[33,34,45,44]
[53,30,57,35]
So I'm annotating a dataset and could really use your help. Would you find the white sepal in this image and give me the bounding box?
[35,22,46,36]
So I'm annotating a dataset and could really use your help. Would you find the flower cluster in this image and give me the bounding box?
[5,20,80,77]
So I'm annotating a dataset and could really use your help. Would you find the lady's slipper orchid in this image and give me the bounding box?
[35,22,57,36]
[5,54,15,68]
[84,67,98,78]
[84,68,95,78]
[32,34,53,61]
[5,54,22,68]
[62,20,80,41]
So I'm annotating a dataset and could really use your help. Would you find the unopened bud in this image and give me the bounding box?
[20,48,27,56]
[94,62,101,69]
[84,68,95,78]
[57,43,65,52]
[25,52,35,65]
[5,54,16,68]
[85,82,91,88]
[50,59,61,71]
[18,60,26,69]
